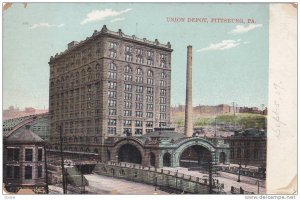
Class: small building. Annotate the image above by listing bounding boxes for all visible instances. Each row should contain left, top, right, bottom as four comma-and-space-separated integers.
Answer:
225, 128, 266, 168
3, 125, 47, 193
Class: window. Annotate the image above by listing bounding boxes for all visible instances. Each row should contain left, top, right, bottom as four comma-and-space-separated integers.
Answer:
38, 165, 43, 178
38, 149, 43, 161
108, 81, 117, 89
125, 54, 133, 62
147, 104, 153, 111
136, 48, 142, 55
25, 166, 32, 179
108, 127, 116, 135
147, 87, 153, 94
136, 76, 143, 83
160, 113, 166, 120
136, 68, 143, 75
136, 56, 143, 64
136, 103, 143, 110
7, 166, 13, 179
108, 91, 117, 98
160, 97, 166, 104
136, 85, 143, 93
109, 63, 117, 71
147, 78, 153, 85
108, 119, 117, 126
109, 109, 116, 115
108, 100, 117, 107
108, 72, 117, 79
147, 51, 154, 57
123, 128, 132, 134
7, 148, 19, 161
160, 80, 166, 86
110, 51, 117, 58
124, 84, 132, 91
146, 121, 153, 127
160, 89, 166, 96
124, 110, 132, 116
160, 61, 166, 68
147, 59, 154, 66
124, 74, 132, 81
159, 122, 167, 127
161, 72, 166, 79
25, 149, 33, 161
136, 111, 143, 117
160, 54, 166, 59
14, 166, 20, 178
146, 112, 153, 118
125, 46, 132, 52
110, 42, 117, 49
147, 70, 153, 77
124, 65, 132, 73
147, 95, 153, 102
136, 94, 143, 101
123, 120, 132, 126
135, 129, 143, 135
124, 93, 132, 100
160, 105, 166, 112
124, 101, 132, 109
135, 120, 143, 127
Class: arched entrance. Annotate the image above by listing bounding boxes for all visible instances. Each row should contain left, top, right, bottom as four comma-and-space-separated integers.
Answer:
150, 152, 155, 166
179, 145, 212, 169
219, 152, 226, 164
163, 152, 171, 167
118, 144, 142, 164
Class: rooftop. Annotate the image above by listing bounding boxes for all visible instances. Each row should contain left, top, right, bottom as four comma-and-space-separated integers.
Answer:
4, 125, 45, 144
50, 25, 172, 62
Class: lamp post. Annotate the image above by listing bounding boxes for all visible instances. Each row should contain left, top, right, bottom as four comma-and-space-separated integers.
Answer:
237, 162, 242, 182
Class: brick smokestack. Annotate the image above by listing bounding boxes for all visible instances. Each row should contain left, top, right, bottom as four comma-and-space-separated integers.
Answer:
184, 45, 193, 137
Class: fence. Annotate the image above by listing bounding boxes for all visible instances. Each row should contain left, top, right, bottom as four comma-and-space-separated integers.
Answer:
93, 162, 219, 194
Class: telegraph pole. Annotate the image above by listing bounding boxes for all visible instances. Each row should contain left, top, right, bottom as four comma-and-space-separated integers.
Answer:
237, 162, 242, 182
43, 144, 49, 194
208, 161, 213, 194
59, 125, 67, 194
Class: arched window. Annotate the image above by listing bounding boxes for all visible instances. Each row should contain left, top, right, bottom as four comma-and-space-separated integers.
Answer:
136, 68, 143, 75
147, 70, 153, 77
124, 65, 132, 73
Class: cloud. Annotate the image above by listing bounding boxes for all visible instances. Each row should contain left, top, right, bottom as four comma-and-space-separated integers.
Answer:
81, 8, 131, 25
110, 17, 125, 23
197, 39, 241, 52
229, 24, 263, 35
29, 23, 65, 29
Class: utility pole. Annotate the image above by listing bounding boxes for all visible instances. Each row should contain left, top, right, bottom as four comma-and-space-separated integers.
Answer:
232, 102, 235, 117
43, 144, 49, 194
257, 180, 260, 194
214, 118, 217, 137
208, 161, 213, 194
59, 125, 67, 194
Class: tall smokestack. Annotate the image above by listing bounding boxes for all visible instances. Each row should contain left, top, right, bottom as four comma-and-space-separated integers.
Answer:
184, 45, 193, 137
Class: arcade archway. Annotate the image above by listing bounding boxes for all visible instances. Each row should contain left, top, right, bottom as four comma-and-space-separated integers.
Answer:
163, 152, 171, 167
117, 144, 142, 164
179, 145, 212, 169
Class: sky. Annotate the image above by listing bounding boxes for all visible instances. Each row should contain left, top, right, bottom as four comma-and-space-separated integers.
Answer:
2, 3, 269, 110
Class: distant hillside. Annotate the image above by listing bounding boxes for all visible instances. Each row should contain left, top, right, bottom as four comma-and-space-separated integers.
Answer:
171, 113, 267, 129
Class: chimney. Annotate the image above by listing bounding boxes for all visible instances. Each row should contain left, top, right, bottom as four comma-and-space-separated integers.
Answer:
184, 45, 193, 137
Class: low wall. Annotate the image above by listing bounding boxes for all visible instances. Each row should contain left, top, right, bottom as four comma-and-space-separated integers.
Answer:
93, 162, 212, 194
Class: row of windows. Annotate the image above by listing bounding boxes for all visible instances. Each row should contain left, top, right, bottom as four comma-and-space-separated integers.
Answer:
109, 110, 157, 118
6, 165, 43, 180
108, 90, 167, 98
108, 127, 152, 135
7, 148, 43, 162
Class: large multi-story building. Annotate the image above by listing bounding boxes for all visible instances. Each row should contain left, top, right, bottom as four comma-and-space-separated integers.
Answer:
48, 25, 172, 156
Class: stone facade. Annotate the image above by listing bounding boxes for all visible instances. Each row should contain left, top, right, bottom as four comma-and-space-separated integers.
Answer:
3, 125, 47, 193
48, 25, 173, 158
